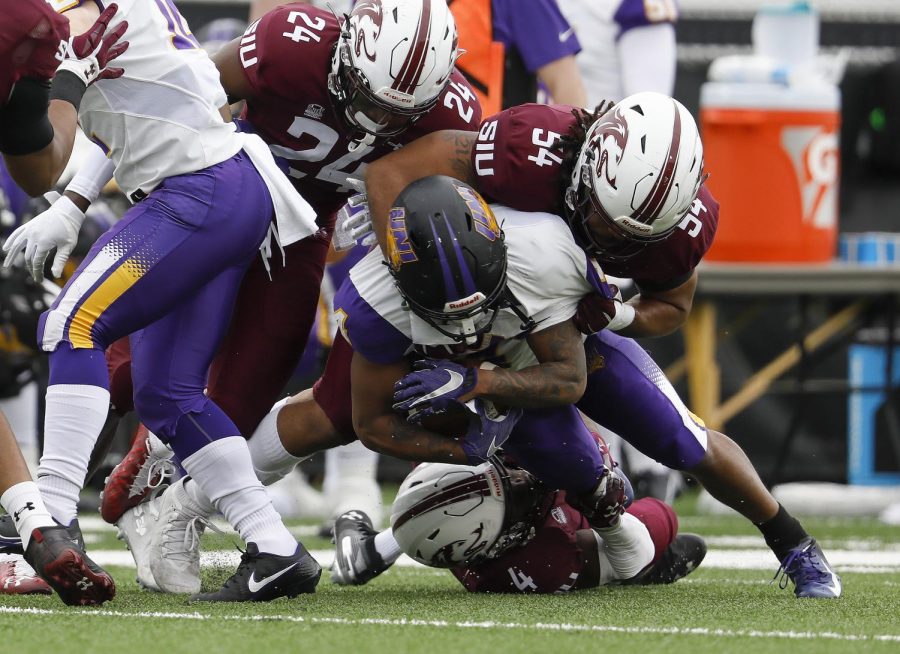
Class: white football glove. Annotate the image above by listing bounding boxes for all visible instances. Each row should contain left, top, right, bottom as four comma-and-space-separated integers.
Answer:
2, 193, 86, 283
334, 193, 376, 251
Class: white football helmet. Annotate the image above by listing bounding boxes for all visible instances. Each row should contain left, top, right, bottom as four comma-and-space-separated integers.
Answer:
564, 92, 706, 261
328, 0, 460, 140
390, 459, 546, 568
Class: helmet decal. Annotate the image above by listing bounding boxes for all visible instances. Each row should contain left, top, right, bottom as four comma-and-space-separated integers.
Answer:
455, 183, 501, 242
386, 207, 418, 270
352, 0, 384, 62
391, 0, 432, 95
591, 106, 630, 190
633, 99, 682, 223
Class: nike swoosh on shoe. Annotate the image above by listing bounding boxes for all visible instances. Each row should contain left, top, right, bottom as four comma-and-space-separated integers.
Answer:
247, 561, 300, 593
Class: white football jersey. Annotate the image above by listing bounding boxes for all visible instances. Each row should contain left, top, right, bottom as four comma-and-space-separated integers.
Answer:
347, 206, 595, 370
70, 0, 243, 198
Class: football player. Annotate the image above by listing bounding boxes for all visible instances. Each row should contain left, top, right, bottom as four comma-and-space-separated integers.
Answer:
0, 0, 126, 605
346, 455, 706, 593
125, 176, 656, 593
2, 0, 323, 603
98, 0, 482, 539
358, 92, 842, 598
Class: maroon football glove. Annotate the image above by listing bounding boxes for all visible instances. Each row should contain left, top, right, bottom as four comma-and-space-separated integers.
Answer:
60, 3, 129, 84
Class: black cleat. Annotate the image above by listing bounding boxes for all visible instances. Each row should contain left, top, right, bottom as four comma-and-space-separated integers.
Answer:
0, 514, 22, 554
330, 510, 388, 586
191, 543, 321, 602
24, 525, 116, 606
632, 533, 707, 585
0, 516, 85, 554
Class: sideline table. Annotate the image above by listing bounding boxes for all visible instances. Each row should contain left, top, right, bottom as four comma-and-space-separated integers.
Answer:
680, 261, 900, 482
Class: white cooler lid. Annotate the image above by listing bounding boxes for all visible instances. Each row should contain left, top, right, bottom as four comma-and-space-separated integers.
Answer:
701, 82, 840, 112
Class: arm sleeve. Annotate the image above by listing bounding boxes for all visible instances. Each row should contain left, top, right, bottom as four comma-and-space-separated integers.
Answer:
0, 78, 54, 156
505, 0, 581, 72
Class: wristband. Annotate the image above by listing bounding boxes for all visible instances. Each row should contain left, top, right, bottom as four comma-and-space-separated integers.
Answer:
65, 142, 116, 203
607, 302, 636, 332
49, 70, 87, 111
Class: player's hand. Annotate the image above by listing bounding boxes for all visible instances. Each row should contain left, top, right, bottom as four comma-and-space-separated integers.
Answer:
393, 359, 478, 420
586, 467, 630, 527
573, 283, 636, 334
333, 192, 375, 251
460, 399, 522, 465
2, 193, 86, 283
58, 3, 130, 86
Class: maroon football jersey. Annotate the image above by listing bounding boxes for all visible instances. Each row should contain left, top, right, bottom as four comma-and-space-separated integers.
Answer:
451, 496, 678, 593
238, 3, 482, 222
471, 103, 719, 290
0, 0, 70, 103
451, 492, 590, 594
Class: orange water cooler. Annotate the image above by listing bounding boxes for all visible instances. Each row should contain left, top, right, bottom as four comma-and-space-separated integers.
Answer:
700, 83, 841, 262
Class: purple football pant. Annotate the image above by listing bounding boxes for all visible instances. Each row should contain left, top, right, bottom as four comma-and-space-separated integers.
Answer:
38, 152, 273, 458
504, 403, 609, 495
576, 330, 709, 470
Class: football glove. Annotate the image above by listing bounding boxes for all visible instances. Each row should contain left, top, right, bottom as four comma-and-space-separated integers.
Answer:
573, 283, 636, 334
2, 192, 86, 283
333, 178, 375, 251
393, 359, 478, 420
57, 4, 129, 86
460, 399, 522, 465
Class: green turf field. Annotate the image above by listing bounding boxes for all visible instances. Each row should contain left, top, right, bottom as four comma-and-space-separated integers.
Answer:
2, 490, 898, 654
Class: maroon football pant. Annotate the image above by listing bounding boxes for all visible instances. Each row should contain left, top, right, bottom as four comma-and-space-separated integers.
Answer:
106, 232, 331, 437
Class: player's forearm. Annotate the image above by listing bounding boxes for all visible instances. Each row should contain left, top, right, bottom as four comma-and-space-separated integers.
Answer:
4, 101, 78, 197
355, 414, 468, 463
473, 362, 586, 408
365, 130, 478, 259
616, 296, 690, 338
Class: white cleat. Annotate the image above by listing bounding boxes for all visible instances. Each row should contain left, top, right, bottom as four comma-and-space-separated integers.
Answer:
148, 478, 217, 595
116, 500, 162, 592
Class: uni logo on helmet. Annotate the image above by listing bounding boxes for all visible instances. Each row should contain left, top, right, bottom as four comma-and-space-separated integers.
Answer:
387, 207, 418, 270
454, 184, 501, 242
352, 0, 384, 62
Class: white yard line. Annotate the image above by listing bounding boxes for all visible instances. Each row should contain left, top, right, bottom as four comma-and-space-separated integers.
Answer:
0, 606, 897, 642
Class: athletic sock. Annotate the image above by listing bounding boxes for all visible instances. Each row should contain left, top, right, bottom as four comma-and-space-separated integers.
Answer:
247, 405, 307, 485
181, 436, 297, 556
755, 504, 810, 561
593, 513, 656, 581
0, 481, 56, 549
36, 384, 110, 525
374, 528, 403, 565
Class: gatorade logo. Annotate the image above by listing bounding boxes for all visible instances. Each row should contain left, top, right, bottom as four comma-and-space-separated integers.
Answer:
781, 126, 838, 230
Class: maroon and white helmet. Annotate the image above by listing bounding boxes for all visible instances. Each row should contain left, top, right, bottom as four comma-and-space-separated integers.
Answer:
390, 459, 546, 568
564, 92, 706, 261
328, 0, 459, 141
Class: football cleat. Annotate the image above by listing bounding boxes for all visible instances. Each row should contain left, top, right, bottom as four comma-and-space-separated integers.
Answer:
0, 514, 23, 554
0, 516, 85, 554
191, 542, 321, 602
773, 537, 842, 598
0, 554, 53, 595
101, 424, 176, 524
138, 478, 216, 594
24, 525, 115, 606
631, 533, 707, 585
116, 500, 162, 592
330, 510, 388, 586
